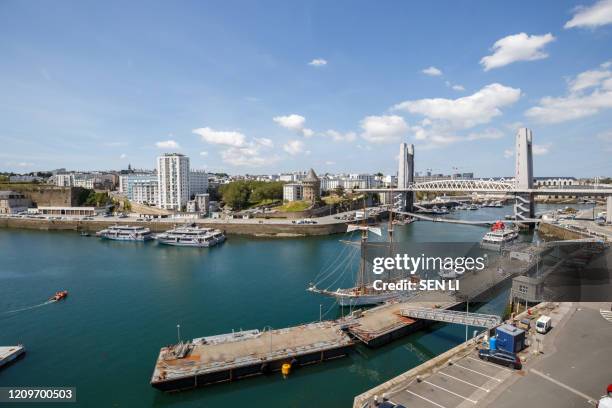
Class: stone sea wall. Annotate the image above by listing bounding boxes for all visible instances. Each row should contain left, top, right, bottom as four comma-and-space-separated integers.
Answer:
0, 217, 348, 237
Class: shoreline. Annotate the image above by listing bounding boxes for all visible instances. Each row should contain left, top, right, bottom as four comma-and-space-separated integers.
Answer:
0, 216, 349, 237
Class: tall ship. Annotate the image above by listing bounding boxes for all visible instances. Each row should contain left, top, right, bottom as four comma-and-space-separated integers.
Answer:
308, 206, 409, 307
480, 221, 519, 250
96, 225, 153, 241
155, 226, 225, 247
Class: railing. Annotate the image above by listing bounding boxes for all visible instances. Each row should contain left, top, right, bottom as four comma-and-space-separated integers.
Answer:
400, 307, 501, 328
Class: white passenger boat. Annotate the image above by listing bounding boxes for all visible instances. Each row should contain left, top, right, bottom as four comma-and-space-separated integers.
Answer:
480, 221, 519, 250
96, 225, 153, 241
155, 226, 225, 247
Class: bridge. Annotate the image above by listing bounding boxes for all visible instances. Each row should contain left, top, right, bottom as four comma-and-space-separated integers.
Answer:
400, 307, 501, 329
357, 128, 612, 224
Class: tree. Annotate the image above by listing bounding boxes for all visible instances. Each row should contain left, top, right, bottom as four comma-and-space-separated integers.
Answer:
334, 186, 345, 197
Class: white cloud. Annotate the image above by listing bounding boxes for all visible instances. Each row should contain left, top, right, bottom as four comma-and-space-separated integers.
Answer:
325, 160, 336, 165
273, 114, 313, 137
466, 128, 504, 141
393, 83, 521, 129
193, 127, 246, 147
325, 130, 357, 142
565, 0, 612, 29
308, 58, 328, 67
504, 149, 514, 158
302, 128, 314, 137
452, 84, 465, 91
221, 147, 270, 166
422, 66, 443, 76
155, 140, 180, 149
360, 115, 409, 143
254, 137, 274, 148
532, 143, 551, 155
525, 62, 612, 123
119, 153, 127, 159
200, 151, 208, 156
480, 33, 555, 71
283, 140, 305, 155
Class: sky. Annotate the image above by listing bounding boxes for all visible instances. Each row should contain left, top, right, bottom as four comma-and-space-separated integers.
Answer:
1, 0, 612, 177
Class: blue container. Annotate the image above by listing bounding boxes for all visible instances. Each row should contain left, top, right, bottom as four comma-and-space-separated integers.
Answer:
489, 336, 497, 350
495, 324, 525, 353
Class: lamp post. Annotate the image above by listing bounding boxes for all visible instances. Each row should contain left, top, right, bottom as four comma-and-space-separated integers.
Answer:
177, 324, 181, 344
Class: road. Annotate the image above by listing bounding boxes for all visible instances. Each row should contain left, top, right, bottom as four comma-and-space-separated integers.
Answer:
368, 302, 612, 408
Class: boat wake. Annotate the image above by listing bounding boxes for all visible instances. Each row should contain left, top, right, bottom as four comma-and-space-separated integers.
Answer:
3, 300, 56, 314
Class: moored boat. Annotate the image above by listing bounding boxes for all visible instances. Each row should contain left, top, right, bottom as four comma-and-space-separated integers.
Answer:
155, 226, 225, 247
96, 225, 153, 241
480, 221, 518, 250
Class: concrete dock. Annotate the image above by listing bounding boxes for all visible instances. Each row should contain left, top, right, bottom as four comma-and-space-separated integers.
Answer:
0, 345, 25, 369
150, 321, 354, 391
150, 243, 556, 392
353, 302, 612, 408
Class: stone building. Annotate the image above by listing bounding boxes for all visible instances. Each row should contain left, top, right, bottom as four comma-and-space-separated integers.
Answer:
302, 168, 321, 205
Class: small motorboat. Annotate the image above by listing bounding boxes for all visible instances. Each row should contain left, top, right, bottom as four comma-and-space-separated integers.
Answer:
80, 232, 90, 237
50, 290, 68, 302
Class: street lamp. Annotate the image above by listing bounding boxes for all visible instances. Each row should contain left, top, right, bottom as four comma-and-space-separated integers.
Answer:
177, 324, 181, 344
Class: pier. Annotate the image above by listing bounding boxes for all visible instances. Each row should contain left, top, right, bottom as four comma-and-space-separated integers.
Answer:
149, 243, 552, 391
150, 321, 354, 391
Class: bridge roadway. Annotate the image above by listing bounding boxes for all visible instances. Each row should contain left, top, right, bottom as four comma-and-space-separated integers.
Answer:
395, 211, 540, 226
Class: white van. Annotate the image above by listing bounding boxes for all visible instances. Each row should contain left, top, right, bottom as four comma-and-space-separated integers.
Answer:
536, 315, 552, 334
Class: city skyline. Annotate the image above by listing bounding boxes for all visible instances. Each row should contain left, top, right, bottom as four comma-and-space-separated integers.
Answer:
2, 1, 612, 176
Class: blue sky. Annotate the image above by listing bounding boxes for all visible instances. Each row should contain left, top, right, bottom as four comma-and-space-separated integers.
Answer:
1, 0, 612, 177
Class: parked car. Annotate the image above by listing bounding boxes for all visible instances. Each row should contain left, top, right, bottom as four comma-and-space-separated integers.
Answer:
595, 217, 606, 226
478, 349, 522, 369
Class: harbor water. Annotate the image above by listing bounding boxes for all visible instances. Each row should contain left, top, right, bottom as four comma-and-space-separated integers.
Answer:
0, 204, 588, 407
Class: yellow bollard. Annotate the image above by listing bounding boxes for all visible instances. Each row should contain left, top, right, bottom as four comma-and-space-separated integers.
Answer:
281, 363, 291, 378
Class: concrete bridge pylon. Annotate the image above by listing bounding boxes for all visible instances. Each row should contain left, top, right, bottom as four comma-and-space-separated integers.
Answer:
514, 128, 535, 223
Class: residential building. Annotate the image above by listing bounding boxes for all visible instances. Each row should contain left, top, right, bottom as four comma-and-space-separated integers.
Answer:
157, 153, 190, 210
56, 174, 75, 187
189, 170, 209, 197
283, 183, 303, 202
132, 179, 158, 205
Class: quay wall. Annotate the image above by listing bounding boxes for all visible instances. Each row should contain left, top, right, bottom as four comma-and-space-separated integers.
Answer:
0, 217, 348, 237
538, 222, 589, 240
0, 184, 86, 207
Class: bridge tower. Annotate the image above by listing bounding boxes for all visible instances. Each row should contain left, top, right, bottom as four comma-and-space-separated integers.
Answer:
514, 128, 535, 222
398, 143, 414, 211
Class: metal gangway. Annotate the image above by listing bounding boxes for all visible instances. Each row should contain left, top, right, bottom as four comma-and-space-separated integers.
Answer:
400, 307, 501, 328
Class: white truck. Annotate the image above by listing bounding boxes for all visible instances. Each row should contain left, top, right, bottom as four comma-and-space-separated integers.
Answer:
536, 315, 552, 334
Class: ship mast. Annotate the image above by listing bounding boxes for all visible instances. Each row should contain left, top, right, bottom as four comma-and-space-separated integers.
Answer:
387, 189, 394, 282
359, 197, 367, 294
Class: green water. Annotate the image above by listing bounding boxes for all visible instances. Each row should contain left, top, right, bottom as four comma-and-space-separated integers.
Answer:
0, 205, 580, 407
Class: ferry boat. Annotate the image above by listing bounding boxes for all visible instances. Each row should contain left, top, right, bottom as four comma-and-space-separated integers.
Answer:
96, 225, 153, 241
155, 226, 225, 247
480, 221, 519, 250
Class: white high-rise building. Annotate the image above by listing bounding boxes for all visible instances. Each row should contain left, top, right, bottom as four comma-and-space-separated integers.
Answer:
157, 153, 190, 210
